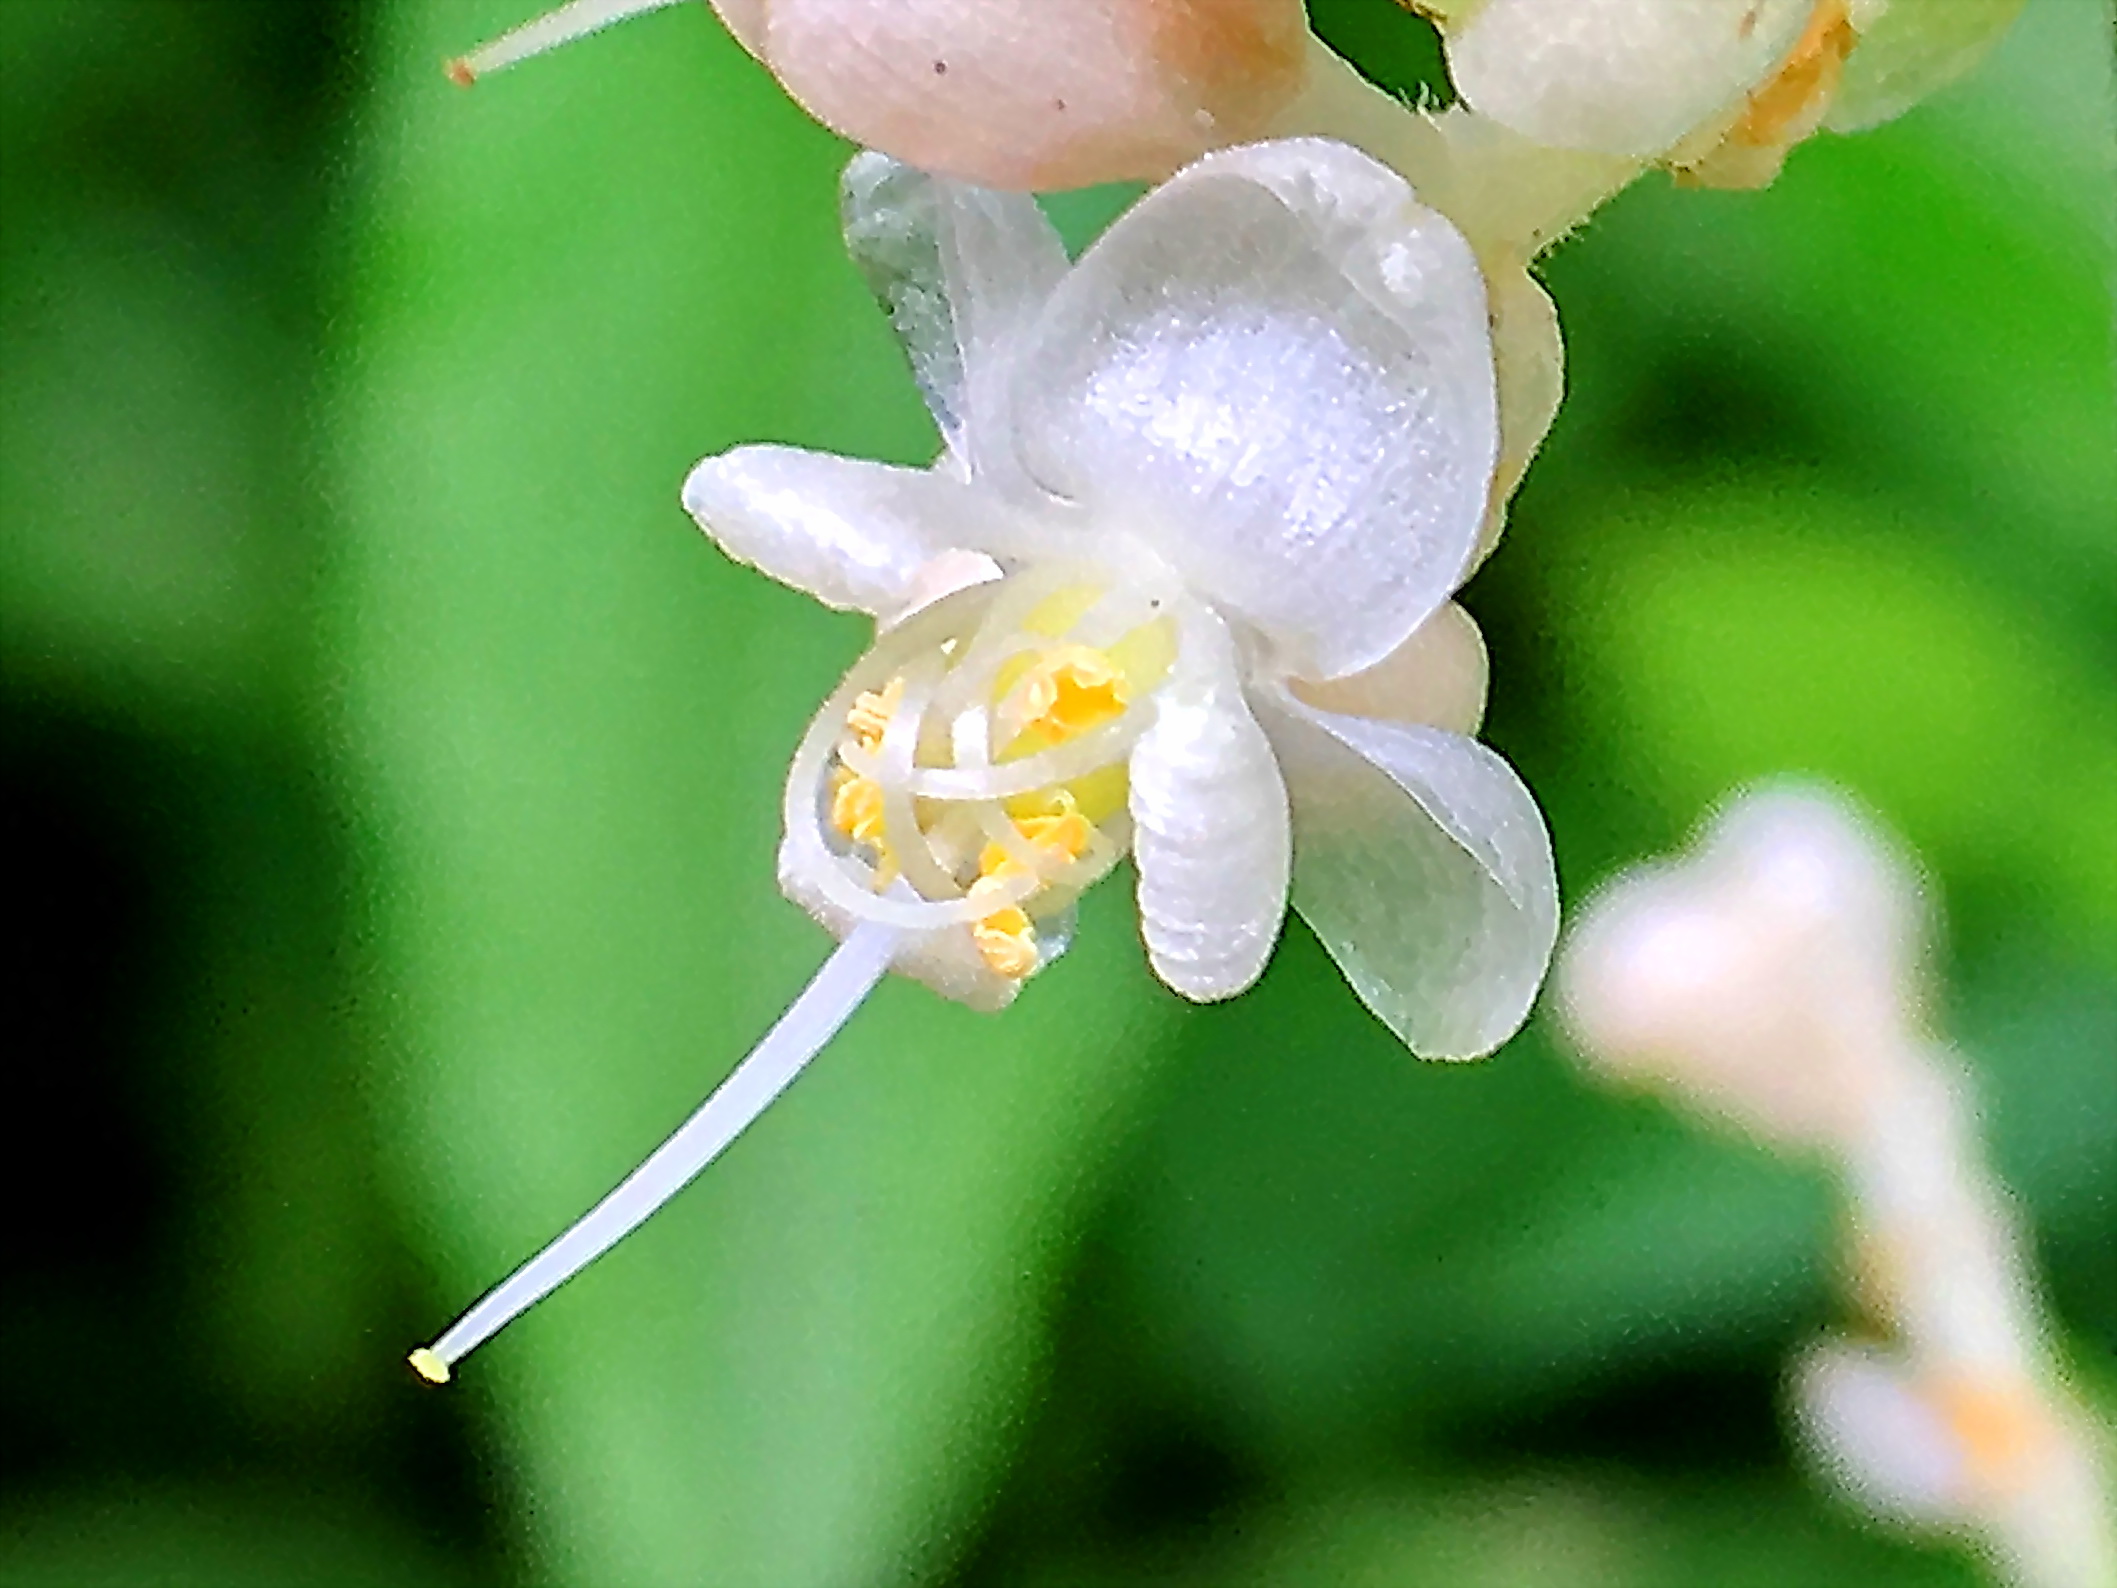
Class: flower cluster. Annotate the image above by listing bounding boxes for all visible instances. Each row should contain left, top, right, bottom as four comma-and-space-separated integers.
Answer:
1558, 788, 2113, 1588
411, 0, 2034, 1409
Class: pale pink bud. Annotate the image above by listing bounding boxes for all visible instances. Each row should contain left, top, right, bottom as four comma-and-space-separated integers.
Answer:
452, 0, 1310, 192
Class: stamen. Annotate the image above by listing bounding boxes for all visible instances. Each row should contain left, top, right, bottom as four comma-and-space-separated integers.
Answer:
408, 921, 898, 1381
968, 799, 1098, 978
446, 0, 686, 85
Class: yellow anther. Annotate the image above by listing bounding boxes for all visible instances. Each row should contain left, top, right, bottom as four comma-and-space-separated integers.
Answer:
829, 767, 887, 847
847, 676, 905, 755
1003, 645, 1129, 753
971, 892, 1041, 979
967, 796, 1099, 978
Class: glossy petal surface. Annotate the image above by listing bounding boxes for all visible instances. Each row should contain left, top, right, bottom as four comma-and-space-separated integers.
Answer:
1010, 139, 1497, 680
1261, 692, 1556, 1058
1130, 643, 1292, 1001
682, 445, 971, 615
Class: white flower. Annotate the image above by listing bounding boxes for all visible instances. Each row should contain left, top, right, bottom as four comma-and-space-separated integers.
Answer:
1796, 1344, 2116, 1588
409, 140, 1559, 1382
684, 139, 1559, 1061
1421, 0, 2024, 187
1556, 784, 1924, 1147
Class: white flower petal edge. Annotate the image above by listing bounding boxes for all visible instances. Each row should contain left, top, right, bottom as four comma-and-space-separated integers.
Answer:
681, 446, 974, 615
1445, 0, 1817, 159
1009, 139, 1498, 682
1258, 691, 1558, 1059
840, 151, 1066, 477
1827, 0, 2027, 133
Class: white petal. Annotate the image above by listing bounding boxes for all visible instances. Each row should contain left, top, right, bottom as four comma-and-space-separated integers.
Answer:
1010, 138, 1498, 681
1129, 632, 1291, 1002
1447, 0, 1816, 158
841, 151, 1066, 471
1795, 1344, 1974, 1526
1258, 691, 1557, 1058
682, 445, 975, 615
1289, 600, 1488, 734
1827, 0, 2026, 132
1480, 264, 1563, 559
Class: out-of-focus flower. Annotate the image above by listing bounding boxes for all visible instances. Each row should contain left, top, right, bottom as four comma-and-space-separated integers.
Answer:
449, 0, 1310, 189
1800, 1346, 2115, 1588
686, 140, 1558, 1057
1412, 0, 2026, 189
1557, 786, 1923, 1147
1557, 785, 2115, 1588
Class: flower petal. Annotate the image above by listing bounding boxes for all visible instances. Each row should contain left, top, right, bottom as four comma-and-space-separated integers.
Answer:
683, 444, 977, 615
841, 151, 1067, 469
1129, 622, 1291, 1001
1257, 691, 1557, 1058
1009, 138, 1498, 681
1447, 0, 1816, 158
1827, 0, 2026, 133
1289, 600, 1487, 734
1480, 264, 1563, 559
753, 1, 1308, 191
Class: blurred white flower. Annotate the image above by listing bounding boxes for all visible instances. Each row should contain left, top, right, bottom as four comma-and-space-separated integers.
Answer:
1556, 785, 1925, 1148
1799, 1345, 2115, 1588
1557, 785, 2115, 1588
1417, 0, 2025, 188
686, 139, 1559, 1059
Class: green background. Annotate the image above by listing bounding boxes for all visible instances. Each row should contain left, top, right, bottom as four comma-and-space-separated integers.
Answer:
2, 0, 2111, 1582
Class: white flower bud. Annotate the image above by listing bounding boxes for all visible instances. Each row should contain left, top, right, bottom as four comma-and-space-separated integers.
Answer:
1557, 786, 1926, 1147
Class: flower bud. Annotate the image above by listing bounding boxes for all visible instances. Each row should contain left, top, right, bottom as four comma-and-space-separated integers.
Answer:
727, 0, 1309, 189
453, 0, 1310, 192
1557, 786, 1926, 1147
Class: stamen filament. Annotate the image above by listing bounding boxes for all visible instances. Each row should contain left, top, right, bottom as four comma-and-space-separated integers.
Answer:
409, 921, 899, 1381
446, 0, 686, 85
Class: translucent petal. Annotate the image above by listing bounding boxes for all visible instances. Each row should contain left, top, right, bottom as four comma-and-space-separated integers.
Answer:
1480, 264, 1563, 559
1129, 631, 1291, 1001
1795, 1344, 1972, 1525
841, 151, 1067, 469
1447, 0, 1816, 157
1827, 0, 2027, 132
1258, 691, 1556, 1058
682, 445, 974, 615
1009, 138, 1497, 681
1290, 600, 1488, 734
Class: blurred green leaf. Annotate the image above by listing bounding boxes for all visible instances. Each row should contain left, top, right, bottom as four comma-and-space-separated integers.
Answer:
1011, 1476, 1982, 1588
333, 4, 1180, 1582
0, 1487, 469, 1588
1552, 482, 2117, 956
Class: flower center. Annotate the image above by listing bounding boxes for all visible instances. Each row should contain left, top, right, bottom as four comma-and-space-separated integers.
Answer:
792, 567, 1182, 980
